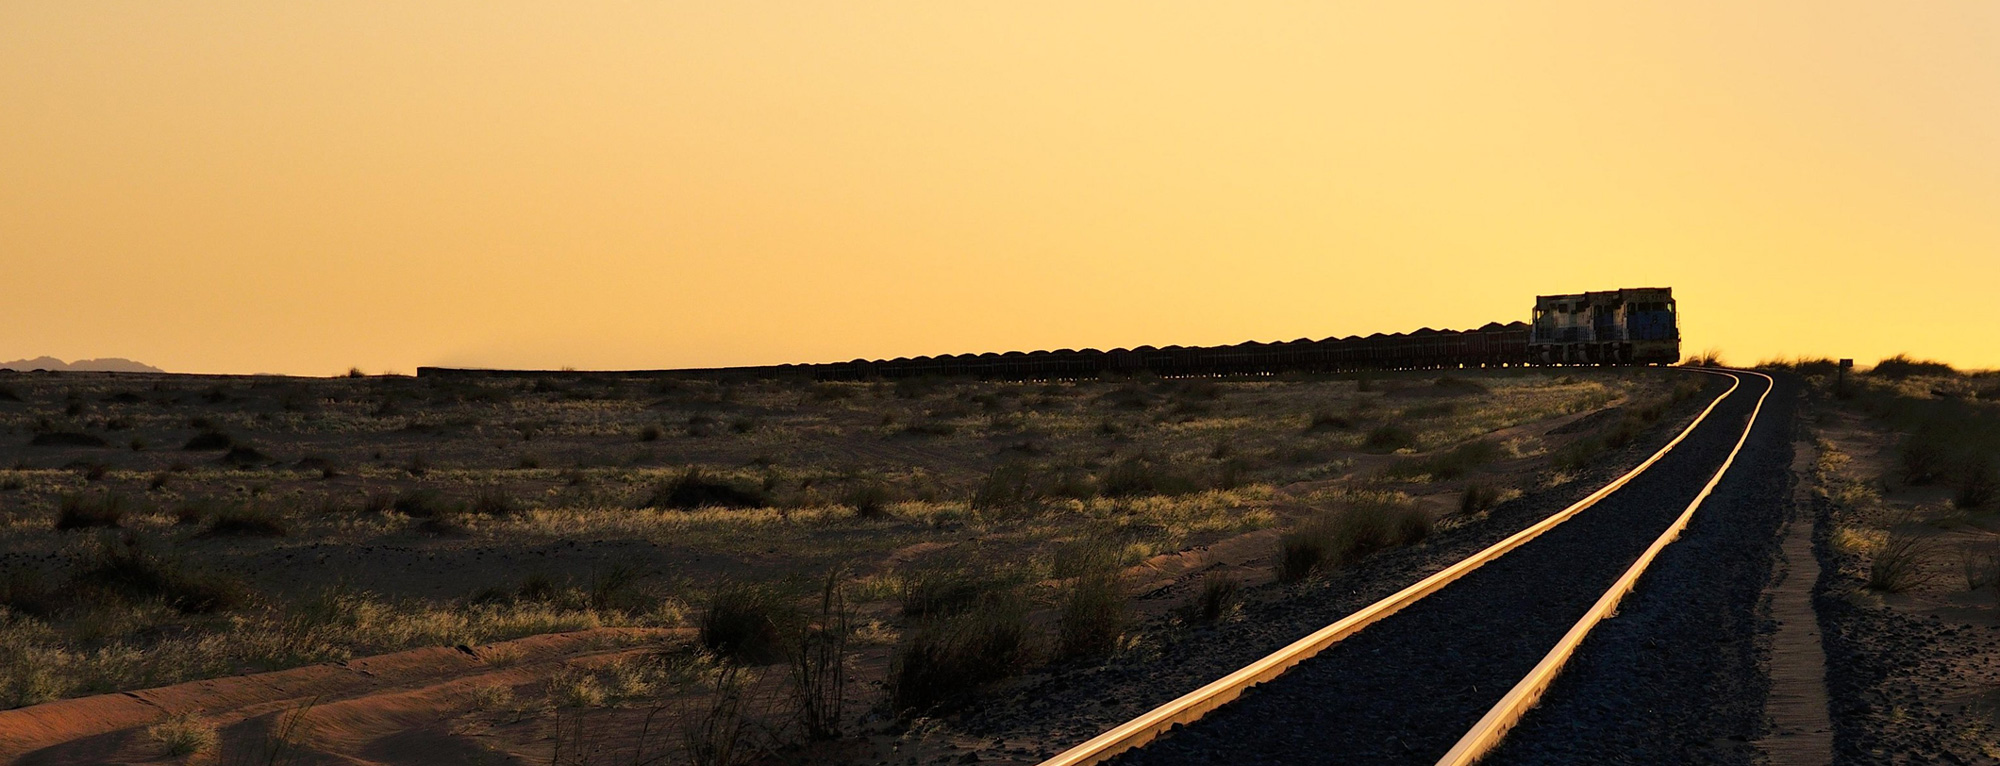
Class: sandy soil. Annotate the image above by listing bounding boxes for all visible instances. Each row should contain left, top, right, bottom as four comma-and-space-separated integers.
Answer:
0, 368, 1681, 765
1810, 398, 2000, 764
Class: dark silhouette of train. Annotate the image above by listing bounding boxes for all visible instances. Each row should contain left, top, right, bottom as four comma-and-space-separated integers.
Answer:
420, 287, 1677, 381
1529, 287, 1680, 365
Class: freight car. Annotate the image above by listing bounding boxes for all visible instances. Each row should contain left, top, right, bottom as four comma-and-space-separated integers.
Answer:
1528, 287, 1680, 365
418, 287, 1677, 381
803, 322, 1533, 381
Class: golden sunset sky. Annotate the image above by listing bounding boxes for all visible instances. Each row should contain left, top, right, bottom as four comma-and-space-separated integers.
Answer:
4, 2, 1995, 374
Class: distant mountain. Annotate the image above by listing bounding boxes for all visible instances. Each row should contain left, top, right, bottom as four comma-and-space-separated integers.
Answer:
0, 356, 165, 373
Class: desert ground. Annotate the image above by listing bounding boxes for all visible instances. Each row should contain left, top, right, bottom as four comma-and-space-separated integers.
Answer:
0, 367, 1719, 764
1786, 360, 2000, 763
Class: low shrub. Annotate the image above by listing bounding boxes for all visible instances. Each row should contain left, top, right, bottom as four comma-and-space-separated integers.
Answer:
204, 507, 289, 537
1959, 540, 2000, 591
684, 666, 758, 766
1056, 568, 1126, 661
1402, 402, 1457, 419
221, 445, 269, 466
1183, 572, 1241, 624
469, 487, 517, 516
888, 601, 1037, 716
416, 515, 472, 537
1363, 425, 1417, 452
147, 712, 217, 758
898, 420, 957, 437
1098, 385, 1155, 411
971, 461, 1094, 510
30, 432, 107, 448
1306, 411, 1352, 433
699, 583, 792, 664
1276, 496, 1428, 582
588, 563, 651, 613
790, 571, 851, 740
392, 488, 452, 518
54, 493, 127, 530
1459, 484, 1504, 514
1871, 354, 1955, 380
1958, 459, 1998, 510
1387, 440, 1502, 481
1868, 533, 1938, 593
642, 469, 767, 511
899, 567, 998, 618
68, 538, 250, 614
841, 482, 895, 519
182, 431, 233, 451
0, 567, 58, 617
1098, 453, 1205, 498
1900, 423, 1959, 486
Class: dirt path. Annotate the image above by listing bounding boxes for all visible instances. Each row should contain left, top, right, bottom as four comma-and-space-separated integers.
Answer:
1757, 439, 1835, 764
0, 628, 670, 765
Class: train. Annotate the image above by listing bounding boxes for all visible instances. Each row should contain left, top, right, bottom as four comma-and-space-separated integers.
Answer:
1528, 287, 1680, 365
418, 287, 1678, 381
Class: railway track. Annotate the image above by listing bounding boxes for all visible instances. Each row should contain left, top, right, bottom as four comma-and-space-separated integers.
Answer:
1039, 369, 1779, 766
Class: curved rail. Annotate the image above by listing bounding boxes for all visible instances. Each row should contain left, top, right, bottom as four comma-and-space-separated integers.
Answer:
1434, 369, 1774, 765
1037, 370, 1742, 766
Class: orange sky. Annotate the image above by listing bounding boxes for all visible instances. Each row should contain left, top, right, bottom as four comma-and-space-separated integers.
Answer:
4, 2, 1995, 375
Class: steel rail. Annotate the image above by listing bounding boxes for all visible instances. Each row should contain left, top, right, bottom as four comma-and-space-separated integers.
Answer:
1435, 369, 1774, 766
1036, 370, 1742, 766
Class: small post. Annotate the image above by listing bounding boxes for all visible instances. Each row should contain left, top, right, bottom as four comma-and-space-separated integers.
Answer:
1838, 358, 1853, 397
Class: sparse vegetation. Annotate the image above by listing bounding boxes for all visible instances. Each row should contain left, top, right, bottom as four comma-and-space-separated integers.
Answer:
789, 570, 850, 740
643, 469, 767, 511
54, 493, 128, 530
1055, 558, 1126, 661
31, 431, 108, 448
1277, 494, 1429, 582
147, 712, 218, 757
888, 599, 1036, 716
1869, 532, 1938, 593
204, 506, 289, 537
1363, 424, 1417, 452
1870, 354, 1956, 380
699, 583, 790, 664
1386, 440, 1502, 481
1459, 484, 1505, 514
0, 365, 1664, 753
1184, 572, 1242, 623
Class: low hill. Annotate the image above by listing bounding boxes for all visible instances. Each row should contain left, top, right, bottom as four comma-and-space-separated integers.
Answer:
0, 356, 164, 373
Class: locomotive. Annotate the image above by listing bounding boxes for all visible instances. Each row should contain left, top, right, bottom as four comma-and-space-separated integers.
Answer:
1528, 287, 1680, 365
420, 287, 1678, 381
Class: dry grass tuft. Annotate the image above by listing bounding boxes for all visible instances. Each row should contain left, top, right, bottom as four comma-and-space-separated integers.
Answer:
54, 493, 127, 531
698, 583, 790, 665
887, 600, 1037, 717
1182, 572, 1241, 624
1277, 494, 1429, 582
1869, 532, 1939, 593
147, 712, 217, 757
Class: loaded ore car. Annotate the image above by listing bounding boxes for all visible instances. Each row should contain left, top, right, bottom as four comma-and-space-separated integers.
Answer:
1529, 287, 1679, 365
420, 288, 1677, 382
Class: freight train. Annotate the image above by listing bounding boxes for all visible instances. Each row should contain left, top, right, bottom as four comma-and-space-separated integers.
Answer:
1529, 287, 1680, 365
419, 287, 1677, 381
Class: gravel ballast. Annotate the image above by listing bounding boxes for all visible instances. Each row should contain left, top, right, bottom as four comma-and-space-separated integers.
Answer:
1104, 371, 1784, 765
1484, 373, 1798, 765
918, 374, 1739, 765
